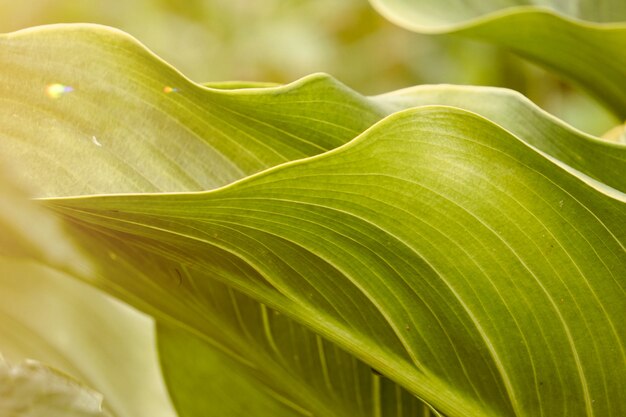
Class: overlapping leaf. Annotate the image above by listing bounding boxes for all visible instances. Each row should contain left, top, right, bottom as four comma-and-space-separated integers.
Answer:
1, 24, 438, 417
369, 0, 626, 118
0, 24, 387, 197
48, 106, 626, 416
0, 255, 177, 417
2, 24, 626, 417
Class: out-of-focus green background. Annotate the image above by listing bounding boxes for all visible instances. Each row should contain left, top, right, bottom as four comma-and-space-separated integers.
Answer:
0, 0, 618, 134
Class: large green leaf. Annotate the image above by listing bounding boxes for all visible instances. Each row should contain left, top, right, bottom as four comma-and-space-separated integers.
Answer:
0, 24, 441, 417
0, 24, 386, 197
43, 105, 626, 416
369, 0, 626, 117
2, 24, 624, 198
3, 24, 626, 417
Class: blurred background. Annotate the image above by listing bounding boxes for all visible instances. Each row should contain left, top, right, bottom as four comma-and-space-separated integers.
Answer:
0, 0, 618, 135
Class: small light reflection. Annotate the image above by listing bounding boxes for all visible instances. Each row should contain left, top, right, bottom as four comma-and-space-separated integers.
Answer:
163, 86, 179, 94
45, 83, 74, 99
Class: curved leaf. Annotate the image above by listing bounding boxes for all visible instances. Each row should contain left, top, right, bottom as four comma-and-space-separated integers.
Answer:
3, 24, 626, 417
46, 106, 626, 416
2, 24, 624, 200
158, 319, 431, 417
369, 0, 626, 117
375, 84, 626, 193
0, 24, 386, 197
369, 0, 626, 27
1, 25, 442, 416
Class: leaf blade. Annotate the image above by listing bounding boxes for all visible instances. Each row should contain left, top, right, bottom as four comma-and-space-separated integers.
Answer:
3, 24, 626, 417
46, 106, 626, 416
369, 1, 626, 117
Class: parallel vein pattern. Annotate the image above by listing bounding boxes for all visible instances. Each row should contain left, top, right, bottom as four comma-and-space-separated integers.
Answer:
48, 108, 626, 416
2, 24, 626, 417
0, 25, 386, 196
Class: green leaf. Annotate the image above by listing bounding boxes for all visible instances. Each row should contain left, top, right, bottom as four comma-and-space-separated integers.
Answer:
369, 0, 626, 117
3, 24, 624, 200
374, 84, 626, 194
157, 323, 308, 417
0, 24, 386, 197
0, 24, 442, 416
155, 279, 432, 417
3, 24, 626, 417
45, 105, 626, 416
